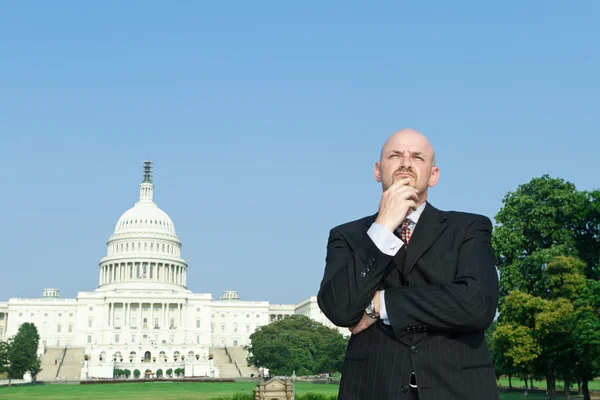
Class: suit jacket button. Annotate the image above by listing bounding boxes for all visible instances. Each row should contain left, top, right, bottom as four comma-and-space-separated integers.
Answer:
360, 271, 366, 278
400, 385, 409, 393
411, 345, 418, 354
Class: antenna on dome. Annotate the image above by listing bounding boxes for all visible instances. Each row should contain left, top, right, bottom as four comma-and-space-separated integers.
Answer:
143, 161, 153, 183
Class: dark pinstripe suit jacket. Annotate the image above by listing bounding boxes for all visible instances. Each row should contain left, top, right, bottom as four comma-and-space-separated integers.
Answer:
317, 203, 499, 400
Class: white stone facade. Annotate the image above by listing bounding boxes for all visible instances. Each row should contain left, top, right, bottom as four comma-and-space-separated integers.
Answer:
0, 162, 345, 380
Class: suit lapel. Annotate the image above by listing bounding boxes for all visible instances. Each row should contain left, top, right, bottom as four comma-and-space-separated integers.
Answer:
404, 202, 448, 277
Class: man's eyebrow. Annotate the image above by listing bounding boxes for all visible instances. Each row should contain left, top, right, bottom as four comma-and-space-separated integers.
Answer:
386, 149, 426, 157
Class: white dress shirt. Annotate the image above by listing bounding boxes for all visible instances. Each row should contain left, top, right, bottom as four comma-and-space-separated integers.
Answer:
366, 202, 427, 325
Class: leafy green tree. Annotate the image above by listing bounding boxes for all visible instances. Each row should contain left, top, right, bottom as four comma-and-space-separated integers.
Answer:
156, 368, 163, 378
166, 368, 173, 377
4, 323, 41, 385
133, 368, 141, 378
492, 176, 600, 399
246, 314, 347, 376
124, 369, 131, 379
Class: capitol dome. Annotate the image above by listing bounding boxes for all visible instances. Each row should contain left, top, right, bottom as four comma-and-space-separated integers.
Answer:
97, 161, 188, 292
114, 201, 177, 237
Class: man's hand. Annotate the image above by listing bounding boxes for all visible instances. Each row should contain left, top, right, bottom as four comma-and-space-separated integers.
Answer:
375, 178, 419, 232
349, 291, 381, 335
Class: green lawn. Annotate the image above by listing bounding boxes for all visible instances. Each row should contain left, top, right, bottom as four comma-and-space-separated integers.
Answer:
498, 377, 600, 391
0, 381, 595, 400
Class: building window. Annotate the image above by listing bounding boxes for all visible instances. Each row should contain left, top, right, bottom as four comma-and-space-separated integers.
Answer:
57, 324, 62, 333
68, 324, 73, 333
170, 318, 175, 328
246, 314, 250, 318
19, 313, 23, 317
88, 319, 93, 328
196, 335, 200, 344
196, 319, 201, 328
87, 335, 92, 344
30, 313, 34, 317
246, 325, 250, 333
233, 340, 238, 346
221, 314, 225, 318
221, 323, 226, 332
115, 334, 119, 343
58, 313, 62, 317
132, 334, 136, 343
56, 340, 60, 347
233, 322, 238, 333
256, 314, 260, 318
69, 313, 73, 317
89, 307, 93, 311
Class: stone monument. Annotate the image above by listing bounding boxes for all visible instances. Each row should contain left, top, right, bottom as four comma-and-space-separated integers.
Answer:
253, 378, 293, 400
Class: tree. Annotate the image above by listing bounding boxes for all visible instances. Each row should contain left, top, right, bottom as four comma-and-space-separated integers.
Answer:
3, 323, 41, 385
246, 315, 348, 376
124, 369, 131, 379
156, 368, 163, 378
133, 369, 141, 378
492, 176, 600, 399
166, 368, 173, 377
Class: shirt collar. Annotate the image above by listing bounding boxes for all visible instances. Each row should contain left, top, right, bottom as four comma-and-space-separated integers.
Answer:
407, 202, 427, 226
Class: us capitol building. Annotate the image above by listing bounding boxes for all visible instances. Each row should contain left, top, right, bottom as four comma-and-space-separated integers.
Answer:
0, 162, 339, 380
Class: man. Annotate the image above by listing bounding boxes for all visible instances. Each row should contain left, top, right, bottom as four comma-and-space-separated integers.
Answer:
317, 129, 499, 400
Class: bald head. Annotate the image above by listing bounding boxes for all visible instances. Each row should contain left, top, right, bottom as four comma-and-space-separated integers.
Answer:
380, 129, 436, 166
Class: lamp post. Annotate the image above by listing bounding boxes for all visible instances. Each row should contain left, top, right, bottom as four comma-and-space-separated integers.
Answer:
292, 370, 296, 400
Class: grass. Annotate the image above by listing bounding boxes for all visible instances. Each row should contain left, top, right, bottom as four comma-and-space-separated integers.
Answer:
0, 381, 596, 400
498, 377, 600, 391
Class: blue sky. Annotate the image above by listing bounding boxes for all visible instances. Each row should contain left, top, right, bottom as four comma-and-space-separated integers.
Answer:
0, 2, 598, 304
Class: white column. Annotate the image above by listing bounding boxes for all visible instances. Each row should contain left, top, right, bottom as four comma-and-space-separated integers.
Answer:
124, 303, 128, 327
164, 303, 168, 328
139, 303, 143, 328
108, 303, 111, 327
151, 304, 154, 329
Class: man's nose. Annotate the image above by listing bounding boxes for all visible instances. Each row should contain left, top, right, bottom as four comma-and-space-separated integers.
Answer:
400, 155, 412, 168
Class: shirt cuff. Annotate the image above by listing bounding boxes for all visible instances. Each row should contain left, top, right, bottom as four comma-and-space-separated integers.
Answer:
367, 223, 404, 256
380, 290, 390, 325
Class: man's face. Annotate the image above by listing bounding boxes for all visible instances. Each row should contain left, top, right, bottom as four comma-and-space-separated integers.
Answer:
374, 131, 439, 200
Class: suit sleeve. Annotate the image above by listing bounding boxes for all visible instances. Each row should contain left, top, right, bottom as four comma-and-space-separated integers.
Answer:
384, 216, 499, 337
317, 227, 394, 327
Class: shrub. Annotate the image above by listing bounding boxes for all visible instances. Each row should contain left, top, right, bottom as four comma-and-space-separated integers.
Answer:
156, 368, 163, 378
166, 368, 173, 377
124, 369, 131, 378
133, 369, 141, 378
297, 394, 329, 400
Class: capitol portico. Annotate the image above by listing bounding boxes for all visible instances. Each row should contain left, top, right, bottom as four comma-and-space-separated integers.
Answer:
0, 162, 341, 380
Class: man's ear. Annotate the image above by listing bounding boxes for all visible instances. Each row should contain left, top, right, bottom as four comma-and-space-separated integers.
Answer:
428, 166, 440, 187
374, 162, 382, 182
